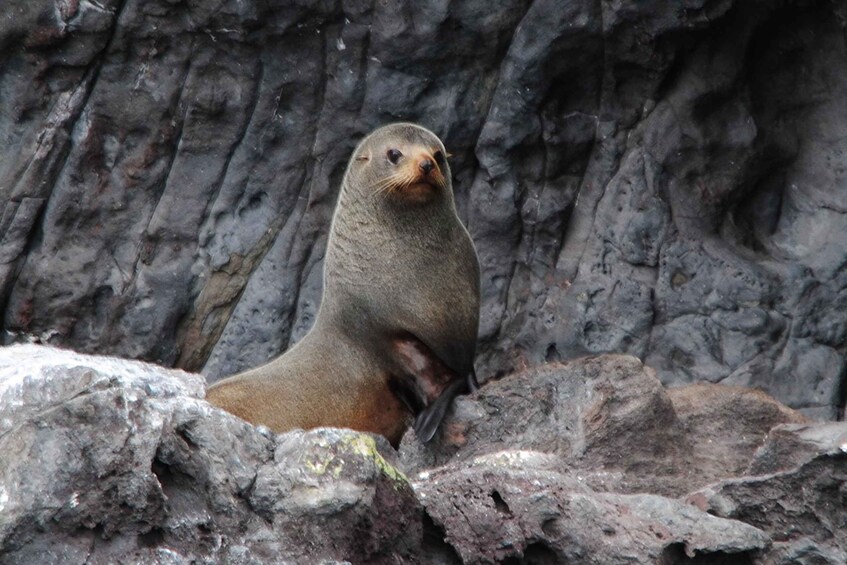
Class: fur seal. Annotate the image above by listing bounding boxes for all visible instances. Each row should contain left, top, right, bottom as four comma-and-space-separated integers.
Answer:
206, 123, 480, 447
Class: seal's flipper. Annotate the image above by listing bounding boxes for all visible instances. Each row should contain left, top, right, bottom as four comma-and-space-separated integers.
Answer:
392, 333, 477, 442
413, 379, 466, 442
388, 374, 425, 415
392, 335, 454, 402
467, 368, 479, 392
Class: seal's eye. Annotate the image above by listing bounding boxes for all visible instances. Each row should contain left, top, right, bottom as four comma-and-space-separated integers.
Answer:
387, 149, 403, 164
433, 150, 446, 167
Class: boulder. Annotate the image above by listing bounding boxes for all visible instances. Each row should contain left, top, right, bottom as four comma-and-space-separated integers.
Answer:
3, 344, 844, 564
668, 384, 809, 487
689, 422, 847, 565
0, 344, 421, 564
413, 451, 770, 564
401, 355, 808, 497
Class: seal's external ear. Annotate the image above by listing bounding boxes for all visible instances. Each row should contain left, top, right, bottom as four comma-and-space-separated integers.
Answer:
356, 152, 370, 162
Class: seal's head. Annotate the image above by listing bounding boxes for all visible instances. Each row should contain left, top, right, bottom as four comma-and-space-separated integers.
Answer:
345, 123, 451, 205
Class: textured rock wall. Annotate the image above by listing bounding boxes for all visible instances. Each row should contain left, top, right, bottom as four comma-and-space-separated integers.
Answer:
1, 0, 846, 418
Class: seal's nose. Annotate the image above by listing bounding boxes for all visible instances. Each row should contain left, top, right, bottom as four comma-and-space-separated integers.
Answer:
419, 158, 435, 175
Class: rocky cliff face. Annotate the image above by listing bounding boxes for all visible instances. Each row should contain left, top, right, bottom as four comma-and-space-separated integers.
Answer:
1, 1, 846, 418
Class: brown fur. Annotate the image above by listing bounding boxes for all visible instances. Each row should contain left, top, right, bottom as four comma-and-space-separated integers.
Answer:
206, 123, 480, 447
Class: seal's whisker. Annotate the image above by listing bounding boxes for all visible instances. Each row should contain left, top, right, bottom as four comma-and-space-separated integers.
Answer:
371, 180, 390, 193
387, 176, 407, 194
370, 163, 430, 195
371, 174, 402, 195
393, 170, 418, 194
375, 179, 402, 195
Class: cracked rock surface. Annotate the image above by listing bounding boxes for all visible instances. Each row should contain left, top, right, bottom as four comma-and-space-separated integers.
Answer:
0, 345, 422, 564
3, 345, 847, 564
1, 0, 846, 420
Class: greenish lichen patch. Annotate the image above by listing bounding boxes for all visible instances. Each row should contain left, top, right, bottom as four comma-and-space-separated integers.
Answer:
298, 430, 411, 489
343, 433, 411, 487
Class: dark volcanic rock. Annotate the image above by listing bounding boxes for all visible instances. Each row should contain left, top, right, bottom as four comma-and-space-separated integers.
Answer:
689, 422, 847, 565
1, 0, 845, 421
6, 345, 847, 564
400, 354, 808, 497
414, 451, 770, 564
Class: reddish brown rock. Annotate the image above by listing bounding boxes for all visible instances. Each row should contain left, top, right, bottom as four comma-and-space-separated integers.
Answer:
402, 355, 808, 497
668, 383, 809, 486
413, 451, 769, 564
688, 422, 847, 564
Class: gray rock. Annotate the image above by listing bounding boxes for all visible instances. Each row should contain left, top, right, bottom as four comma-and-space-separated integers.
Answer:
0, 344, 422, 564
400, 354, 685, 473
413, 450, 770, 564
400, 354, 807, 497
0, 0, 845, 422
689, 422, 847, 564
6, 344, 847, 564
758, 538, 847, 565
747, 421, 847, 476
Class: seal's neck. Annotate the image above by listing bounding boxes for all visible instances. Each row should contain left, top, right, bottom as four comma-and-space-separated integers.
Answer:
314, 178, 461, 336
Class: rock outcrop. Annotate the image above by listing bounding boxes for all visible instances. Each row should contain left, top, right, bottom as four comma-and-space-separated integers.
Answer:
0, 345, 422, 563
398, 355, 809, 498
1, 0, 846, 420
690, 423, 847, 565
414, 451, 769, 565
2, 345, 845, 563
